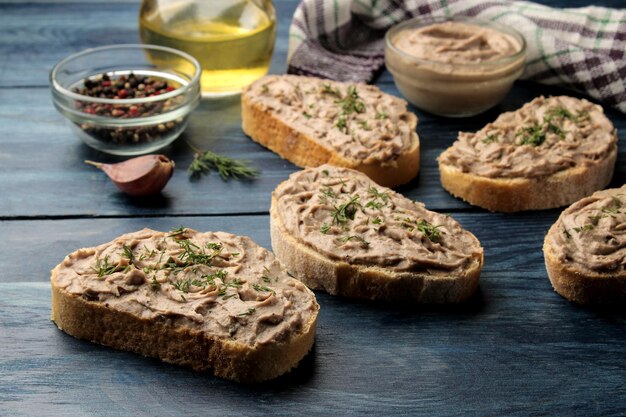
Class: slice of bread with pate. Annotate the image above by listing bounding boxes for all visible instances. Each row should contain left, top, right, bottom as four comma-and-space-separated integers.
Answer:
270, 165, 484, 303
544, 185, 626, 305
242, 74, 420, 188
438, 96, 618, 212
50, 227, 319, 383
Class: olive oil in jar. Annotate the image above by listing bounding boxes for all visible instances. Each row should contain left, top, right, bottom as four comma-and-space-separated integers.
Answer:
139, 0, 276, 96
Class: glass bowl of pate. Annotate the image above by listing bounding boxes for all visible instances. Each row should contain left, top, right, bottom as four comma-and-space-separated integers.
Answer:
385, 16, 526, 117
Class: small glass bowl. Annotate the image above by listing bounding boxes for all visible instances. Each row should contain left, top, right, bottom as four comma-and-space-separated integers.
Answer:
50, 44, 201, 155
385, 16, 526, 117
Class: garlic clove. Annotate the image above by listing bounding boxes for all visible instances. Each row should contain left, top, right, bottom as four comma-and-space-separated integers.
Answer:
85, 154, 175, 196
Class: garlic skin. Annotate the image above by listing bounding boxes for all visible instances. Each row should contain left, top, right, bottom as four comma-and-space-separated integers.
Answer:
85, 154, 175, 196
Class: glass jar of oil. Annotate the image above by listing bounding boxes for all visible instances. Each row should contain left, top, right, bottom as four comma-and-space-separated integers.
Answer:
139, 0, 276, 97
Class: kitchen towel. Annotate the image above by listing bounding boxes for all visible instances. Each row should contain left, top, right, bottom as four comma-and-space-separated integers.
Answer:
287, 0, 626, 113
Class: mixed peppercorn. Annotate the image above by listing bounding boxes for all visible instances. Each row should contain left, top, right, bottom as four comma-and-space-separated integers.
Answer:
72, 72, 182, 146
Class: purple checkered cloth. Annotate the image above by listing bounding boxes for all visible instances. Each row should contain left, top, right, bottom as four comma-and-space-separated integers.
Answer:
287, 0, 626, 113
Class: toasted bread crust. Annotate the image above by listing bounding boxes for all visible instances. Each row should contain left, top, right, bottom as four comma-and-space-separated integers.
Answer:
51, 272, 317, 383
270, 200, 482, 303
543, 223, 626, 305
241, 90, 420, 188
439, 144, 617, 212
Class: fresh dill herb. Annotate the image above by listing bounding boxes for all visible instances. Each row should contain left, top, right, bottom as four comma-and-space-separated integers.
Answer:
375, 111, 389, 120
139, 248, 156, 261
372, 217, 382, 225
92, 255, 123, 278
588, 214, 607, 223
168, 226, 186, 238
319, 186, 337, 204
150, 275, 161, 289
401, 218, 442, 241
222, 294, 236, 300
262, 266, 274, 283
238, 308, 256, 316
562, 228, 571, 239
321, 83, 342, 98
303, 111, 312, 119
188, 150, 260, 181
357, 120, 370, 130
252, 283, 275, 294
320, 223, 331, 234
573, 223, 595, 233
261, 84, 269, 94
332, 195, 361, 225
338, 86, 366, 115
545, 106, 576, 121
336, 114, 348, 133
365, 200, 383, 210
368, 186, 389, 203
517, 122, 546, 146
206, 242, 223, 251
338, 235, 370, 247
122, 245, 134, 261
203, 269, 227, 285
482, 134, 499, 144
322, 169, 329, 176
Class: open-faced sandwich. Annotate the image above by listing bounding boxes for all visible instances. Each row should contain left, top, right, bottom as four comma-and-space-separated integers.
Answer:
51, 228, 319, 383
544, 185, 626, 305
270, 165, 484, 303
439, 96, 618, 212
242, 74, 420, 188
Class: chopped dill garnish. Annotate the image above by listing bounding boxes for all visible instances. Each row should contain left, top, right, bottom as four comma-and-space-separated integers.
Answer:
168, 226, 187, 238
562, 228, 571, 239
122, 245, 134, 261
372, 217, 382, 225
252, 283, 275, 294
261, 266, 274, 283
573, 223, 595, 233
238, 308, 256, 316
150, 275, 161, 289
261, 84, 269, 94
320, 223, 331, 234
332, 195, 361, 225
321, 83, 342, 98
303, 111, 312, 119
401, 218, 443, 241
338, 86, 366, 115
482, 134, 499, 144
517, 122, 546, 146
188, 150, 260, 181
92, 255, 123, 278
319, 186, 337, 204
338, 235, 370, 247
336, 114, 348, 133
375, 111, 389, 120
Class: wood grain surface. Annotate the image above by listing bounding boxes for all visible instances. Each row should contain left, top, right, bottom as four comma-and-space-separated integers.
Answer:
1, 0, 625, 415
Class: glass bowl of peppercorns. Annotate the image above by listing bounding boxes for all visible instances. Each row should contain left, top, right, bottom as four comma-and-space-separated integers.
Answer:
50, 44, 201, 155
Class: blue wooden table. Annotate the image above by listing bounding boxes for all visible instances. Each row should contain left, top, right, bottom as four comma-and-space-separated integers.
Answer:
1, 1, 625, 416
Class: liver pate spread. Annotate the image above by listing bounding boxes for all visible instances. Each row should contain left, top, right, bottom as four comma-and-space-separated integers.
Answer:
392, 21, 521, 66
439, 96, 617, 178
51, 228, 318, 346
549, 186, 626, 273
246, 75, 417, 164
273, 165, 482, 272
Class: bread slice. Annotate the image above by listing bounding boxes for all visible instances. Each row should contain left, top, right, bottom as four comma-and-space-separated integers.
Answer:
543, 185, 626, 305
242, 74, 420, 188
270, 165, 484, 302
50, 228, 319, 383
439, 96, 618, 212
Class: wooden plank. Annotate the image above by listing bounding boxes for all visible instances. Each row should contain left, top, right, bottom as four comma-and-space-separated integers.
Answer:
1, 80, 625, 218
1, 279, 624, 417
0, 211, 587, 283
